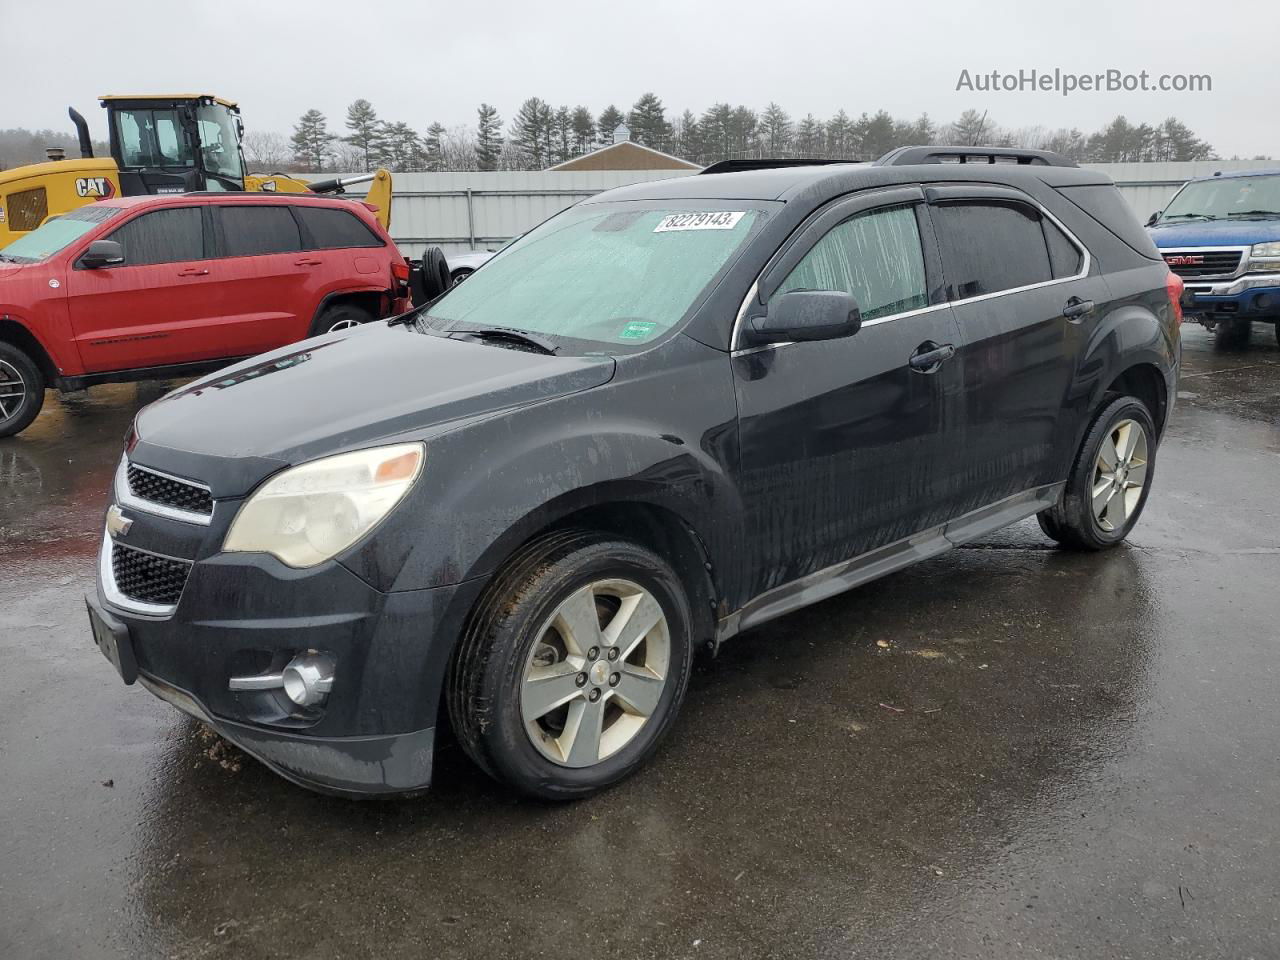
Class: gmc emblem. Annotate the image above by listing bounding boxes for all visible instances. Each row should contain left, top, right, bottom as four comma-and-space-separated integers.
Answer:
1165, 254, 1205, 266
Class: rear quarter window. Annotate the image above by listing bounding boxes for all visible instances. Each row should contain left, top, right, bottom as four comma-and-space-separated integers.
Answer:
295, 206, 383, 250
218, 206, 302, 256
1056, 184, 1161, 260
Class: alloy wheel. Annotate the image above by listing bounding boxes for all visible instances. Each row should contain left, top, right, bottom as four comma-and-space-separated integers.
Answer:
1092, 418, 1148, 533
520, 578, 670, 767
0, 359, 26, 421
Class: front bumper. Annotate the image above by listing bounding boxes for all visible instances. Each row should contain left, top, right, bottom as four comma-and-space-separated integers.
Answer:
91, 502, 486, 796
1181, 274, 1280, 319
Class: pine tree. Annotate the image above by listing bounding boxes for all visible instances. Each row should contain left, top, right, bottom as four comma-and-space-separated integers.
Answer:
855, 110, 897, 158
826, 110, 854, 157
671, 109, 700, 162
760, 103, 792, 154
423, 122, 447, 171
343, 99, 383, 171
628, 93, 671, 150
795, 114, 823, 156
380, 121, 423, 172
699, 103, 734, 159
290, 108, 334, 172
512, 97, 552, 167
950, 109, 991, 146
596, 105, 625, 147
552, 106, 573, 164
570, 106, 595, 156
476, 104, 503, 172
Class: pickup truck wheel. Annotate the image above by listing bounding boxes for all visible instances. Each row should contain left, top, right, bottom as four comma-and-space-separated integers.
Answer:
0, 343, 46, 439
1213, 318, 1251, 349
448, 530, 693, 799
310, 303, 372, 336
1038, 396, 1157, 551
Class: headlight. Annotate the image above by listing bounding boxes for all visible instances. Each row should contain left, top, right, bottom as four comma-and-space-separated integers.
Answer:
224, 443, 423, 567
1251, 241, 1280, 259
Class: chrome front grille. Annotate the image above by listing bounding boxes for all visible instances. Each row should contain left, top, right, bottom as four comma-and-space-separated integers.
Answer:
1163, 249, 1244, 279
110, 541, 192, 608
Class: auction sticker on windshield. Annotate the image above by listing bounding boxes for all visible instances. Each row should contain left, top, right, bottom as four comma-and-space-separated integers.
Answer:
654, 212, 746, 232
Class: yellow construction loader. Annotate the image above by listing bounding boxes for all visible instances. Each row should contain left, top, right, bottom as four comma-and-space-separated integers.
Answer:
0, 94, 392, 248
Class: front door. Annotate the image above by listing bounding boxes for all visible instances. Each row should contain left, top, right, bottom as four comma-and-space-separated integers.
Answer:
732, 188, 966, 599
65, 205, 221, 372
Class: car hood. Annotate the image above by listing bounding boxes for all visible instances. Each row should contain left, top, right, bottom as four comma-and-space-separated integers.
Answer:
132, 324, 615, 495
1149, 218, 1280, 248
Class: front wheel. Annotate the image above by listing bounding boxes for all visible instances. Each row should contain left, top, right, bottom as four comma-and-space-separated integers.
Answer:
448, 531, 693, 799
1213, 317, 1252, 349
1037, 396, 1157, 551
0, 342, 46, 439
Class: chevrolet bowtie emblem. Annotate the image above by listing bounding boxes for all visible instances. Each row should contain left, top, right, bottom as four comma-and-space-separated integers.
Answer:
106, 504, 133, 539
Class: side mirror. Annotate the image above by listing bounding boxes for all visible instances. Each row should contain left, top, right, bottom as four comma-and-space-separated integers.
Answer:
749, 290, 862, 344
1146, 211, 1160, 227
80, 239, 124, 269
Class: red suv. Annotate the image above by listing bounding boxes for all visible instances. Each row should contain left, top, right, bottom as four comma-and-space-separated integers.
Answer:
0, 192, 410, 437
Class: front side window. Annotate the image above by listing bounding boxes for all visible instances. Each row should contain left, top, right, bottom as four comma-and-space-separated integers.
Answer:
0, 205, 122, 263
115, 108, 188, 169
933, 201, 1053, 299
422, 203, 766, 351
218, 206, 301, 256
777, 205, 929, 321
106, 207, 204, 266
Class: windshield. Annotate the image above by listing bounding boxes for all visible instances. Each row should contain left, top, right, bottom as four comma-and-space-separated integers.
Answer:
196, 104, 245, 181
115, 108, 190, 169
0, 205, 121, 263
1162, 174, 1280, 221
421, 203, 765, 352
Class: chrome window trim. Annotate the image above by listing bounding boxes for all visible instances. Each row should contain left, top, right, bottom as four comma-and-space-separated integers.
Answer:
98, 531, 180, 617
730, 193, 1092, 354
116, 456, 213, 526
1157, 245, 1251, 281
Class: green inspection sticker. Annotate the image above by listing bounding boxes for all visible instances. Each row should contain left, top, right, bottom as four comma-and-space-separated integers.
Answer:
618, 320, 658, 341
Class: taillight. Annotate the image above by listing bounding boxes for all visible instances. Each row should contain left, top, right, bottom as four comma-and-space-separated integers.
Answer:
1165, 271, 1184, 328
392, 261, 410, 290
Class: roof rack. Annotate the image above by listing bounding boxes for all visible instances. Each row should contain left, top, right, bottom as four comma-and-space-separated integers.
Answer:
699, 158, 862, 175
875, 145, 1078, 168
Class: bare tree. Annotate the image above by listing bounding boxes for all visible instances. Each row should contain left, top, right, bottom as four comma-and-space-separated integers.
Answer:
243, 131, 292, 173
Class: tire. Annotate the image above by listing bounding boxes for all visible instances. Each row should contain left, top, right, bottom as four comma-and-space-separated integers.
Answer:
0, 342, 46, 439
1213, 317, 1251, 349
1037, 396, 1157, 551
450, 268, 474, 285
416, 247, 451, 304
309, 302, 372, 337
448, 530, 694, 799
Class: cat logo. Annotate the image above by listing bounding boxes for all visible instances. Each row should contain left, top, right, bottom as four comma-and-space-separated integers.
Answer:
75, 177, 117, 199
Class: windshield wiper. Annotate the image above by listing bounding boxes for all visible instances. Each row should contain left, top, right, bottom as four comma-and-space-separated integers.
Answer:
1161, 213, 1213, 221
449, 327, 559, 355
1223, 209, 1280, 218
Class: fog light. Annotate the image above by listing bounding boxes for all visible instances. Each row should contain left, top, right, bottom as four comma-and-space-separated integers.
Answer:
281, 653, 335, 706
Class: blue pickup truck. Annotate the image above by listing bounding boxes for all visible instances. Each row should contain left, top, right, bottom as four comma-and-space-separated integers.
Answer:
1148, 169, 1280, 348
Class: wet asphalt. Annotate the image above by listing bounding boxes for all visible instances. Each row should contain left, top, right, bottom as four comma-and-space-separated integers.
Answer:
1, 324, 1278, 960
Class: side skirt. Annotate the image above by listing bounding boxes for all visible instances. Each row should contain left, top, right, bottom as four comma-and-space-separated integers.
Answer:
55, 356, 250, 393
715, 482, 1065, 644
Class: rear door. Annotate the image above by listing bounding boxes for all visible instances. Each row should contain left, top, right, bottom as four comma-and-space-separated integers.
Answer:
65, 205, 221, 372
732, 187, 967, 597
928, 185, 1107, 511
209, 204, 316, 352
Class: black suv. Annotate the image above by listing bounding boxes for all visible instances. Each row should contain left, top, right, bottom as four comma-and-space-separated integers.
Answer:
88, 147, 1182, 799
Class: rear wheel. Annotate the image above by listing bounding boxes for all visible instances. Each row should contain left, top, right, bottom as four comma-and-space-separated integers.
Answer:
1037, 396, 1157, 551
309, 302, 372, 337
0, 343, 46, 439
448, 530, 693, 799
1213, 317, 1252, 349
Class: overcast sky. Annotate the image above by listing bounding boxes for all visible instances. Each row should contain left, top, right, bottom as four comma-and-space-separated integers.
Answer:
6, 0, 1273, 158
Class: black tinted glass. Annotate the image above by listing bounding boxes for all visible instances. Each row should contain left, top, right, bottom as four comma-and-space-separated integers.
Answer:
1044, 218, 1083, 278
219, 206, 301, 256
107, 207, 203, 266
934, 201, 1052, 299
296, 206, 382, 249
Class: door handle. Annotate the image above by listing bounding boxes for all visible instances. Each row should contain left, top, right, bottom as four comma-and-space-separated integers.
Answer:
177, 267, 209, 277
909, 342, 956, 373
295, 257, 323, 266
1062, 296, 1094, 321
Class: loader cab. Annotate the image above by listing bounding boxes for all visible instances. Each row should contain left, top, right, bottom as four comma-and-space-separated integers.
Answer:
102, 95, 248, 195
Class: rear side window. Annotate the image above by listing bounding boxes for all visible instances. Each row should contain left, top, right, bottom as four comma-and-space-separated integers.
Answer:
933, 201, 1052, 299
106, 207, 204, 266
295, 206, 383, 249
1044, 218, 1083, 278
1057, 184, 1161, 260
777, 204, 928, 321
219, 206, 301, 256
